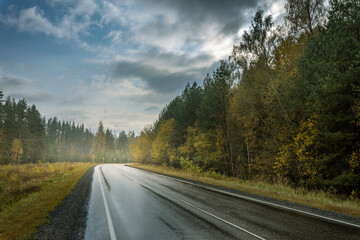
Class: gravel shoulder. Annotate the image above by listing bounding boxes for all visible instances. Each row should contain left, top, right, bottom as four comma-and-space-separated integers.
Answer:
31, 166, 95, 240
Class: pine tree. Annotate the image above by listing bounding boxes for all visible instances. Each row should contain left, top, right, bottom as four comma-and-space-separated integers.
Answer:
0, 97, 16, 164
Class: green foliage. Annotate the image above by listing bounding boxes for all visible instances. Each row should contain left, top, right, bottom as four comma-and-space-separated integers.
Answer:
232, 9, 277, 67
197, 60, 233, 131
129, 125, 155, 164
10, 139, 23, 164
275, 115, 322, 187
151, 119, 178, 166
93, 121, 106, 153
296, 0, 359, 191
275, 0, 360, 193
0, 97, 132, 164
285, 0, 326, 34
156, 82, 203, 146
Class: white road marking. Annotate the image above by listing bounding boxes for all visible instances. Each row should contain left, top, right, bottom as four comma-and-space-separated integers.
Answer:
119, 168, 266, 240
97, 167, 117, 240
130, 166, 360, 229
171, 193, 266, 240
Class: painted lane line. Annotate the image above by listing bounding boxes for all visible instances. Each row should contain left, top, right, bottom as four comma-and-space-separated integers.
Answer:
171, 193, 266, 240
97, 167, 117, 240
119, 169, 266, 240
133, 168, 360, 229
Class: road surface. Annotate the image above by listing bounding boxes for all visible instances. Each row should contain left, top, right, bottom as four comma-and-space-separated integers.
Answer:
84, 164, 360, 239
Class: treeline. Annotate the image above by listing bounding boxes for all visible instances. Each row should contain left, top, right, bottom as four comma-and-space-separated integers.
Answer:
129, 0, 360, 197
0, 93, 133, 164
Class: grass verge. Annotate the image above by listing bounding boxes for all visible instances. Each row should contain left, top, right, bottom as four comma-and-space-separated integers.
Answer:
130, 163, 360, 218
0, 162, 96, 240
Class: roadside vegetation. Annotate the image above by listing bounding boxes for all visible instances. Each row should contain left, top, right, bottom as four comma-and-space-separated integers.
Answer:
129, 0, 360, 205
132, 163, 360, 217
0, 162, 95, 240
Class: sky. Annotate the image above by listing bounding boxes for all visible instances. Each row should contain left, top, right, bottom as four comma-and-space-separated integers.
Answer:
0, 0, 286, 133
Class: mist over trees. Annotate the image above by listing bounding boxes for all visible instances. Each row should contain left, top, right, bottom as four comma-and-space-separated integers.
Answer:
129, 0, 360, 197
0, 93, 133, 164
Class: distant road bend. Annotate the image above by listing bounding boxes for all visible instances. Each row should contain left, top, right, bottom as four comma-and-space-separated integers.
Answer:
84, 164, 360, 240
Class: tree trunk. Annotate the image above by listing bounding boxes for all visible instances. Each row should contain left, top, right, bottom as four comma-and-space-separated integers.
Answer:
245, 135, 251, 177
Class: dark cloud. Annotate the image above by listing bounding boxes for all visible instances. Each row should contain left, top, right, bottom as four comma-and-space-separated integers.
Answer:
0, 74, 58, 103
0, 75, 30, 90
139, 47, 213, 69
11, 91, 56, 102
60, 95, 86, 106
112, 60, 197, 93
121, 92, 174, 104
110, 48, 222, 95
133, 0, 260, 35
222, 18, 244, 35
144, 106, 160, 112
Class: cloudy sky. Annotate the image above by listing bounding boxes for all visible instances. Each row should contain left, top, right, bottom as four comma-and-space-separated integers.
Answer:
0, 0, 285, 133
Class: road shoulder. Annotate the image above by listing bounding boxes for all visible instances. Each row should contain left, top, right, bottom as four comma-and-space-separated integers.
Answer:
31, 166, 95, 240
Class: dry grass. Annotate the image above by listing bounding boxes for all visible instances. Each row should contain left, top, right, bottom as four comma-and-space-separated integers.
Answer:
0, 162, 96, 240
130, 163, 360, 218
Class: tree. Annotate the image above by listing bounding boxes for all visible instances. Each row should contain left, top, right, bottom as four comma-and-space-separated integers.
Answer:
0, 97, 16, 164
195, 61, 235, 174
105, 129, 115, 151
232, 9, 277, 66
228, 86, 260, 177
117, 131, 128, 152
0, 94, 117, 164
129, 126, 154, 163
0, 91, 3, 130
285, 0, 326, 35
275, 115, 322, 186
25, 105, 46, 162
181, 82, 202, 129
11, 138, 23, 164
197, 61, 233, 131
276, 0, 360, 193
93, 121, 106, 160
115, 130, 131, 162
156, 96, 184, 146
46, 117, 59, 162
83, 128, 94, 161
263, 33, 310, 152
229, 9, 280, 177
151, 119, 178, 166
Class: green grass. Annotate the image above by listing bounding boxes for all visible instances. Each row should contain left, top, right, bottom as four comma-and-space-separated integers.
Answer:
130, 163, 360, 218
0, 162, 96, 240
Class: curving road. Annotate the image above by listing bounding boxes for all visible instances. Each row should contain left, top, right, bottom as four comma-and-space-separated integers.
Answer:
84, 164, 360, 240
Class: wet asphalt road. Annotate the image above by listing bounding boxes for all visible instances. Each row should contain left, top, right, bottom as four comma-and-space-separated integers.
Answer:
84, 165, 360, 240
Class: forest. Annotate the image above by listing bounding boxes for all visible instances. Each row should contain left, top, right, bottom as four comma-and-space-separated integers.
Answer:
129, 0, 360, 197
0, 91, 133, 164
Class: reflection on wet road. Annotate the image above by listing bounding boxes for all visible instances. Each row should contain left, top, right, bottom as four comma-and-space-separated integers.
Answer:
84, 164, 360, 240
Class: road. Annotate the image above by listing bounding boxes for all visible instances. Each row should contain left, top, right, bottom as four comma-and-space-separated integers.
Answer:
84, 164, 360, 240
